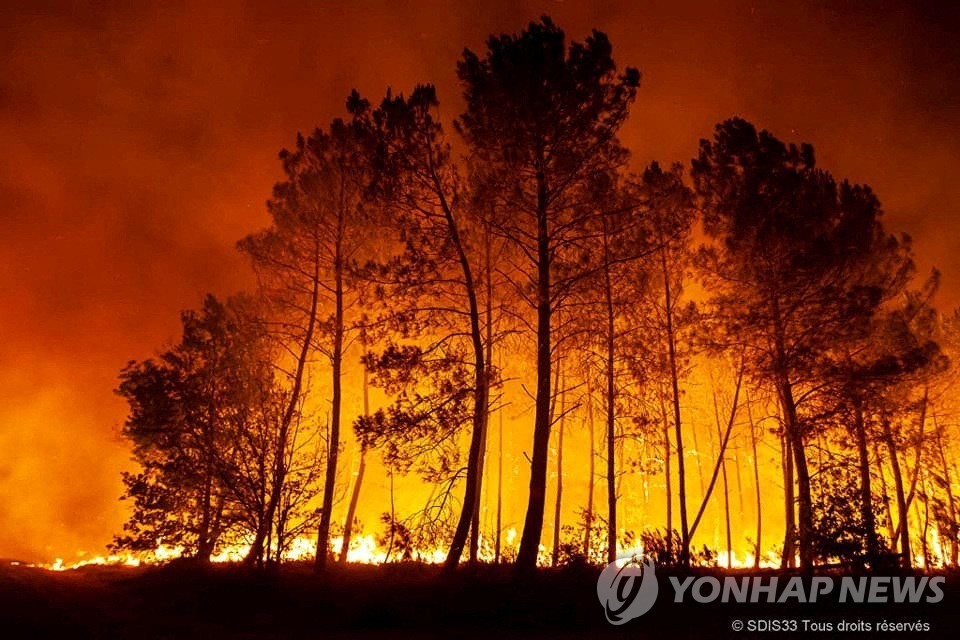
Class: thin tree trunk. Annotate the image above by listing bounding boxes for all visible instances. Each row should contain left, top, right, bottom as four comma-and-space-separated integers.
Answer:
771, 294, 812, 569
602, 225, 618, 563
711, 379, 733, 569
440, 166, 489, 573
385, 469, 396, 562
468, 382, 490, 564
874, 442, 897, 549
883, 416, 912, 567
853, 400, 879, 563
917, 468, 930, 567
660, 241, 689, 566
551, 372, 566, 567
734, 450, 745, 520
315, 217, 345, 573
746, 391, 762, 568
516, 169, 552, 572
688, 365, 743, 541
245, 237, 321, 567
658, 382, 672, 559
495, 387, 504, 564
778, 376, 812, 569
470, 237, 495, 563
340, 333, 370, 563
197, 461, 214, 561
584, 375, 596, 560
690, 420, 706, 498
781, 429, 796, 569
933, 414, 959, 565
894, 389, 928, 543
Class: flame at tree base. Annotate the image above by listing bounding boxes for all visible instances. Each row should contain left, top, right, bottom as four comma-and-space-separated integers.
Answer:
25, 529, 794, 572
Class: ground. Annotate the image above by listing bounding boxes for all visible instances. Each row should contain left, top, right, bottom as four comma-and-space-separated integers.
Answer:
1, 561, 958, 638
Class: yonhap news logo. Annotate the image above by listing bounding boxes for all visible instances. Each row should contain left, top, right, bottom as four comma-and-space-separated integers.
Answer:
596, 555, 659, 624
597, 557, 946, 625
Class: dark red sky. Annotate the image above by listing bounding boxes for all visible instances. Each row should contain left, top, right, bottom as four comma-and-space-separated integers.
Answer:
1, 0, 958, 561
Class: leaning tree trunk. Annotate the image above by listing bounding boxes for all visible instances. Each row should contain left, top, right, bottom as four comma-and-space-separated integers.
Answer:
934, 414, 959, 566
245, 238, 321, 567
894, 390, 928, 547
440, 307, 487, 572
775, 367, 812, 569
711, 379, 733, 569
340, 336, 371, 563
883, 416, 912, 567
439, 176, 488, 573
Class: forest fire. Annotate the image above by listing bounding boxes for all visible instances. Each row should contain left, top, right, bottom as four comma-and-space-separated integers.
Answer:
3, 2, 960, 638
35, 533, 490, 571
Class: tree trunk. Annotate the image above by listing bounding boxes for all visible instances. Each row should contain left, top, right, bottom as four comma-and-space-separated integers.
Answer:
197, 459, 215, 561
385, 469, 396, 562
658, 383, 672, 559
470, 239, 495, 563
688, 367, 742, 543
769, 292, 812, 569
711, 379, 733, 569
853, 401, 879, 563
603, 235, 617, 564
781, 429, 796, 569
516, 171, 552, 573
776, 372, 812, 568
894, 389, 928, 544
874, 442, 897, 549
746, 391, 761, 568
584, 375, 596, 560
883, 416, 912, 567
469, 416, 488, 563
315, 222, 345, 573
918, 468, 930, 567
439, 171, 488, 573
440, 335, 487, 571
551, 373, 566, 567
340, 340, 370, 563
660, 243, 689, 566
495, 390, 504, 564
245, 237, 321, 567
933, 414, 959, 566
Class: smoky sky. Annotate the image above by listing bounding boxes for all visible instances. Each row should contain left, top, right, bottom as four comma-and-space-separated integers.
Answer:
1, 0, 958, 561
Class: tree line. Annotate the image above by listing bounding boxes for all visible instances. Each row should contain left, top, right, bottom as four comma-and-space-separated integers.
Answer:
112, 17, 960, 573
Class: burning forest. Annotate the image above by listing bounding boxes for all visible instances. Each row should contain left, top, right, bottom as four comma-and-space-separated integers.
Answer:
3, 3, 960, 638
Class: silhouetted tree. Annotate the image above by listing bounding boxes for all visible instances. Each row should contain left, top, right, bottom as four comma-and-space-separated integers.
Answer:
239, 109, 373, 570
693, 117, 913, 568
623, 162, 697, 564
114, 295, 312, 563
456, 17, 639, 571
353, 85, 496, 571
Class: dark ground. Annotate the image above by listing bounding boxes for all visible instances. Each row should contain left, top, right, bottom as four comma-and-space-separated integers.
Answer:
0, 561, 958, 639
